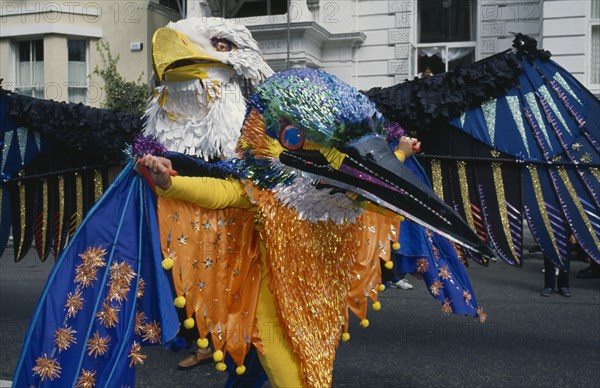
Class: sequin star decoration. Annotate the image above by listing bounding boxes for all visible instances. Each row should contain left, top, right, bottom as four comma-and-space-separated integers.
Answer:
191, 221, 200, 231
74, 262, 99, 288
476, 307, 488, 323
171, 212, 180, 222
141, 321, 162, 344
134, 312, 147, 335
54, 326, 77, 352
429, 281, 444, 296
198, 280, 206, 290
218, 219, 226, 228
108, 282, 129, 303
65, 290, 84, 318
128, 341, 147, 367
178, 234, 189, 246
74, 247, 108, 288
87, 331, 110, 358
109, 261, 136, 284
75, 369, 96, 388
463, 290, 472, 304
137, 278, 145, 299
96, 301, 120, 328
571, 142, 583, 151
32, 354, 62, 381
192, 260, 199, 269
416, 258, 429, 273
438, 266, 452, 280
441, 299, 453, 315
203, 258, 214, 269
581, 153, 593, 163
79, 246, 107, 269
203, 220, 212, 230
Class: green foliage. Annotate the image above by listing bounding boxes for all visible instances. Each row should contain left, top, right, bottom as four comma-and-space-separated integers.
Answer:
93, 41, 148, 114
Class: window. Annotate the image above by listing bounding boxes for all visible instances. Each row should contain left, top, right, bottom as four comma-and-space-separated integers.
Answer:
16, 39, 44, 98
68, 39, 88, 104
159, 0, 183, 13
413, 0, 476, 77
206, 0, 287, 19
591, 1, 600, 88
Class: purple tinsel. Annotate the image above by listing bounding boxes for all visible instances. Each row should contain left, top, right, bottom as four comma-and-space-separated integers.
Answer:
550, 80, 586, 128
132, 134, 168, 157
384, 121, 406, 143
524, 106, 550, 161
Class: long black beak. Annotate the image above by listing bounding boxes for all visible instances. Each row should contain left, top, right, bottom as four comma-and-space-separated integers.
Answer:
280, 136, 494, 256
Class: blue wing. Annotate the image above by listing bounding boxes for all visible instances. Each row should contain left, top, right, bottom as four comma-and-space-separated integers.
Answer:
367, 34, 600, 268
12, 162, 178, 387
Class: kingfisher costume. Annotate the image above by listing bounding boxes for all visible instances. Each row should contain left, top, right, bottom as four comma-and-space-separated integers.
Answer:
11, 59, 488, 387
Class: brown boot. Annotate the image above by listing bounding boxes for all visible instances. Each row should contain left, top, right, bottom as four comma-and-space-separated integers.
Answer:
177, 348, 212, 370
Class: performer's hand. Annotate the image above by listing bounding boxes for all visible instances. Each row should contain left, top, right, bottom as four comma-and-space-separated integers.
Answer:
138, 155, 174, 190
396, 136, 421, 158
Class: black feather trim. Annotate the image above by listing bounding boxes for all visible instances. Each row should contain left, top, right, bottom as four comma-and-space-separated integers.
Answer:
2, 91, 143, 159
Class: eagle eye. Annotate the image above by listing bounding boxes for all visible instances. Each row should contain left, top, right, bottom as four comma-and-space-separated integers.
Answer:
279, 125, 304, 150
211, 37, 235, 52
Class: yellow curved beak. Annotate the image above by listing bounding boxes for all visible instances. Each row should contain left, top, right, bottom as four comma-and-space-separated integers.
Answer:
152, 27, 233, 82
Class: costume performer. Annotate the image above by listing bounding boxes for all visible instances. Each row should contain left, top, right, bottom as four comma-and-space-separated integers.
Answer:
13, 67, 490, 387
142, 68, 491, 387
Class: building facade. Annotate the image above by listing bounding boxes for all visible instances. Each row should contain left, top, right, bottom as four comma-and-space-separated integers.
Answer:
190, 0, 597, 95
0, 0, 181, 107
1, 0, 597, 108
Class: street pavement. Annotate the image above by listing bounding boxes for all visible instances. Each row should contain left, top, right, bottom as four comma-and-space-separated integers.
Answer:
1, 246, 598, 388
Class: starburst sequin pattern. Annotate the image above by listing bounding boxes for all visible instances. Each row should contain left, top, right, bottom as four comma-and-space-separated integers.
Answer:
438, 266, 452, 280
65, 290, 84, 318
441, 299, 453, 315
32, 354, 62, 381
141, 321, 162, 344
54, 326, 77, 352
96, 301, 120, 328
75, 369, 97, 388
74, 246, 108, 288
429, 281, 444, 296
128, 341, 146, 367
416, 258, 429, 273
477, 307, 488, 323
87, 331, 110, 358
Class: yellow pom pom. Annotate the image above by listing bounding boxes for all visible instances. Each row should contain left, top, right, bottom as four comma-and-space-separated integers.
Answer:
215, 362, 227, 372
392, 242, 400, 250
384, 261, 393, 270
360, 319, 369, 328
341, 332, 350, 342
236, 365, 246, 375
173, 296, 186, 308
372, 301, 381, 311
377, 284, 386, 292
183, 317, 195, 329
213, 350, 224, 362
197, 338, 209, 349
161, 258, 174, 270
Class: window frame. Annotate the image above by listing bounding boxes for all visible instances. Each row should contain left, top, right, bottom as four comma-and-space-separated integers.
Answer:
588, 3, 600, 94
207, 0, 287, 19
411, 0, 477, 77
67, 38, 89, 104
15, 38, 45, 98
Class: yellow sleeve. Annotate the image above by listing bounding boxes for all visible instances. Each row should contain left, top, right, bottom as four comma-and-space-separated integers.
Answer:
394, 149, 406, 163
156, 176, 252, 210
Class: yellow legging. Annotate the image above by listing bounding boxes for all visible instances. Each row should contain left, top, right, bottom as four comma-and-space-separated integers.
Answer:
255, 242, 302, 388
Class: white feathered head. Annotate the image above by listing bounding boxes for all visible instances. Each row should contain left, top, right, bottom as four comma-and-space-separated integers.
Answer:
144, 17, 273, 160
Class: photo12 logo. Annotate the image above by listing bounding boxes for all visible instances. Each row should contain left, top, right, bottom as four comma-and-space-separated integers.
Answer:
1, 2, 140, 24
